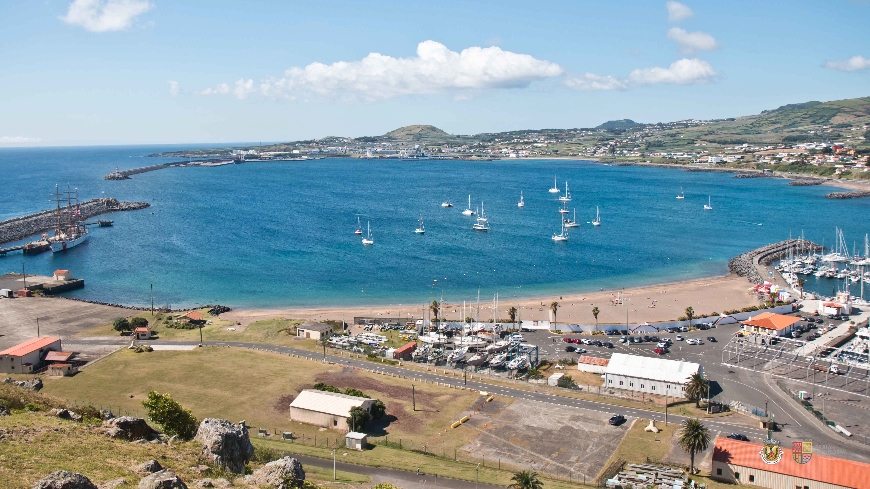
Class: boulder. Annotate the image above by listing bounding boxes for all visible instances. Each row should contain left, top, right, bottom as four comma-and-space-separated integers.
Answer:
32, 470, 98, 489
137, 470, 187, 489
133, 460, 163, 475
193, 418, 253, 474
192, 479, 231, 489
14, 378, 43, 391
245, 456, 305, 489
50, 409, 83, 421
0, 406, 10, 416
97, 479, 127, 489
104, 417, 158, 441
101, 410, 116, 421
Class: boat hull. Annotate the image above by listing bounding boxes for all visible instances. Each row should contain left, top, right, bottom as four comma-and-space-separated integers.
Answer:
50, 233, 88, 252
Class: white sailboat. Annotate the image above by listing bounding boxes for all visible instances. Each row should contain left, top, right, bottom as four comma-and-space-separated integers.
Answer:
517, 191, 524, 208
473, 202, 489, 231
704, 196, 712, 210
592, 206, 601, 226
559, 201, 570, 214
441, 200, 453, 207
564, 208, 580, 227
354, 217, 363, 235
549, 175, 560, 193
559, 181, 572, 202
462, 195, 475, 216
415, 215, 425, 234
676, 186, 684, 200
552, 217, 568, 242
362, 221, 374, 245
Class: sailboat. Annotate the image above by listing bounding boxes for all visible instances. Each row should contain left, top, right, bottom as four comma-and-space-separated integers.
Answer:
559, 181, 572, 202
415, 215, 425, 234
676, 187, 684, 200
704, 196, 712, 210
549, 175, 560, 193
552, 216, 568, 242
462, 195, 475, 216
473, 202, 489, 231
592, 206, 601, 226
564, 208, 580, 227
559, 201, 570, 214
517, 191, 525, 208
354, 217, 363, 235
362, 221, 374, 245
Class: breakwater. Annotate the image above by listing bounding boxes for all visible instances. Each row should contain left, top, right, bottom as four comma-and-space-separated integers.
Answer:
788, 179, 824, 186
825, 190, 870, 199
104, 159, 237, 180
733, 172, 774, 179
0, 198, 149, 245
728, 239, 824, 284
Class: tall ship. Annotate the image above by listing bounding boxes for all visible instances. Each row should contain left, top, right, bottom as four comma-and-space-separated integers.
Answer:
49, 185, 89, 252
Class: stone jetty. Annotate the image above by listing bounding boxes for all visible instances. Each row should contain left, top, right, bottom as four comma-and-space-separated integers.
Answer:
728, 239, 824, 285
105, 163, 177, 180
0, 198, 149, 246
788, 179, 824, 186
825, 189, 870, 199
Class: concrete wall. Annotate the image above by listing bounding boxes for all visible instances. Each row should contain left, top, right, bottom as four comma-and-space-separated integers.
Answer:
712, 461, 847, 489
604, 373, 687, 398
290, 407, 349, 431
577, 363, 608, 374
298, 328, 329, 340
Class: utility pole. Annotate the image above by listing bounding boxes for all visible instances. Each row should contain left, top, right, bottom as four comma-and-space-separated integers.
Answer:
150, 284, 154, 316
199, 324, 203, 347
332, 448, 336, 480
665, 391, 668, 426
412, 384, 416, 411
36, 317, 40, 338
22, 261, 26, 289
707, 380, 711, 414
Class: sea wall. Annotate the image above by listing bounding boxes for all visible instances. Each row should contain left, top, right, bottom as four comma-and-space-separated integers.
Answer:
728, 239, 824, 284
0, 198, 149, 245
825, 190, 870, 199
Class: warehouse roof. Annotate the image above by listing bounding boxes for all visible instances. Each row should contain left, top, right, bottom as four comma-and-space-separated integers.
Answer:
605, 353, 700, 384
290, 389, 371, 417
713, 437, 870, 488
44, 351, 74, 362
578, 355, 609, 367
0, 337, 61, 357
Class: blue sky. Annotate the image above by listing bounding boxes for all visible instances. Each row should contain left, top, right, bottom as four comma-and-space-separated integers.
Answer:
1, 0, 869, 146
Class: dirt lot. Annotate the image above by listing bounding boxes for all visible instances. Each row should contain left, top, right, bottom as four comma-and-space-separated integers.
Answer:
461, 398, 628, 481
0, 296, 127, 350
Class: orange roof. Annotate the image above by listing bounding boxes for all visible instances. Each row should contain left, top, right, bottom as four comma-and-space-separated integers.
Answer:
822, 302, 844, 309
54, 269, 69, 274
578, 355, 609, 366
44, 351, 73, 362
0, 337, 61, 357
134, 327, 149, 333
394, 341, 417, 354
183, 311, 204, 321
742, 312, 800, 331
714, 437, 870, 487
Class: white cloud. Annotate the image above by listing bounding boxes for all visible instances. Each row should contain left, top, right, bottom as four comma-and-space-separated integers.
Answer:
200, 40, 563, 102
824, 55, 870, 71
563, 73, 627, 91
629, 58, 717, 85
667, 27, 720, 54
62, 0, 153, 33
0, 136, 42, 145
666, 1, 694, 22
167, 80, 179, 97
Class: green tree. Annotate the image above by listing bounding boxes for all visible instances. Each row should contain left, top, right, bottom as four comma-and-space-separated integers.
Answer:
685, 371, 709, 408
797, 278, 806, 299
591, 306, 600, 327
430, 300, 440, 323
313, 382, 341, 393
347, 406, 371, 432
508, 306, 518, 324
526, 367, 544, 380
509, 470, 543, 489
130, 317, 149, 329
678, 418, 711, 474
550, 301, 560, 331
343, 387, 370, 398
684, 306, 694, 326
142, 391, 198, 440
556, 375, 576, 389
371, 399, 386, 420
112, 317, 131, 333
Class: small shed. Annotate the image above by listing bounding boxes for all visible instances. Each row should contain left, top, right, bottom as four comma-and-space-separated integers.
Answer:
547, 373, 565, 386
393, 341, 417, 360
18, 289, 32, 297
345, 431, 367, 451
53, 270, 72, 281
577, 355, 610, 374
47, 363, 77, 377
297, 322, 333, 340
0, 289, 13, 298
134, 327, 151, 340
182, 311, 205, 323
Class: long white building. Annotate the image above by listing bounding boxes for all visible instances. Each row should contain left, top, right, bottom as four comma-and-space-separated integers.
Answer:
604, 353, 701, 398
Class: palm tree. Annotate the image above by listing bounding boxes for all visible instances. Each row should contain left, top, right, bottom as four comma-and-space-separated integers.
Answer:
430, 300, 440, 323
526, 367, 543, 380
684, 306, 694, 326
508, 306, 518, 325
509, 470, 543, 489
679, 418, 711, 474
591, 306, 600, 327
685, 371, 709, 408
797, 278, 805, 299
550, 301, 559, 331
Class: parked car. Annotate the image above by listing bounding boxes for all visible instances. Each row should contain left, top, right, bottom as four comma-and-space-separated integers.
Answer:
707, 336, 717, 342
654, 347, 666, 355
791, 331, 801, 338
643, 335, 651, 342
593, 340, 603, 347
769, 337, 778, 345
650, 336, 659, 342
604, 342, 614, 348
697, 324, 709, 330
657, 341, 669, 348
563, 337, 573, 343
667, 327, 679, 333
727, 433, 750, 442
565, 345, 576, 352
608, 414, 626, 426
511, 334, 524, 342
619, 337, 627, 343
572, 338, 583, 344
575, 348, 587, 354
582, 338, 593, 345
807, 334, 818, 341
687, 338, 702, 345
675, 335, 684, 341
606, 329, 619, 335
680, 326, 689, 332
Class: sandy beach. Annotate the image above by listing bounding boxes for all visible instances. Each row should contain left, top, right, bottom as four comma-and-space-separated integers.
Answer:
222, 273, 761, 327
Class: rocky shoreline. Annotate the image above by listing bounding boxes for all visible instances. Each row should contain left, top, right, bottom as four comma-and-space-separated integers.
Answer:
0, 198, 150, 246
825, 190, 870, 199
57, 295, 232, 316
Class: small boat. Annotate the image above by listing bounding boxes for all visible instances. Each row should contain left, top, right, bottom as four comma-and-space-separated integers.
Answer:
564, 208, 580, 228
559, 181, 572, 202
462, 195, 475, 216
559, 201, 570, 214
447, 346, 468, 363
441, 201, 453, 208
415, 214, 425, 234
428, 347, 445, 362
473, 202, 489, 231
592, 206, 601, 226
704, 196, 712, 210
488, 352, 508, 368
676, 187, 684, 200
517, 191, 524, 208
506, 354, 530, 370
552, 218, 568, 242
485, 340, 511, 353
354, 217, 363, 235
548, 175, 560, 194
467, 352, 489, 367
362, 221, 374, 245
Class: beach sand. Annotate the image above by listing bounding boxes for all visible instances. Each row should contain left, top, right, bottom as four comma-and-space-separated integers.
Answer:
222, 273, 761, 327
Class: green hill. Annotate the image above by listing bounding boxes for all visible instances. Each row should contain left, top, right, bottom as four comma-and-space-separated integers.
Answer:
383, 124, 451, 140
595, 119, 643, 131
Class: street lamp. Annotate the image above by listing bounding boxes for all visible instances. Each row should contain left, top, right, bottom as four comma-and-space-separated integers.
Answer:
332, 448, 336, 480
476, 463, 481, 489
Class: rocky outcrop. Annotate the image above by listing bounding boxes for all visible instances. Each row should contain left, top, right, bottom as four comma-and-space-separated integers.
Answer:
133, 460, 164, 475
32, 471, 98, 489
245, 457, 306, 489
207, 305, 231, 316
788, 179, 824, 186
192, 479, 231, 489
137, 470, 187, 489
193, 418, 254, 474
50, 408, 83, 422
103, 417, 158, 441
97, 479, 127, 489
7, 378, 43, 391
825, 190, 870, 199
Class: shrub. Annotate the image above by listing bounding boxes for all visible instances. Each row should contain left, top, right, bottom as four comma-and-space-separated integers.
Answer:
142, 391, 198, 440
130, 317, 149, 329
347, 406, 371, 432
112, 317, 131, 332
371, 399, 386, 420
343, 387, 370, 398
557, 375, 577, 389
313, 383, 341, 393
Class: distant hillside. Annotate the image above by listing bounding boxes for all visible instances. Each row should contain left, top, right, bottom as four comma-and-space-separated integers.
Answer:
383, 125, 450, 140
596, 119, 643, 131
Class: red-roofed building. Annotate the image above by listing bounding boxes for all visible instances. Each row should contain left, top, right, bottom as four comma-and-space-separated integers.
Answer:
0, 337, 62, 374
712, 437, 870, 488
182, 311, 204, 322
392, 341, 417, 360
134, 326, 152, 340
577, 355, 610, 374
742, 312, 801, 337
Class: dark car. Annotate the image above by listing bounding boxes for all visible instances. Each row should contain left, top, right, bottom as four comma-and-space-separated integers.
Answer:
649, 336, 659, 342
807, 334, 817, 341
608, 414, 626, 426
631, 336, 642, 343
606, 329, 619, 335
815, 318, 824, 324
593, 340, 603, 347
643, 335, 651, 342
707, 336, 717, 342
727, 433, 750, 441
667, 327, 679, 333
604, 342, 614, 348
697, 324, 709, 330
565, 345, 577, 352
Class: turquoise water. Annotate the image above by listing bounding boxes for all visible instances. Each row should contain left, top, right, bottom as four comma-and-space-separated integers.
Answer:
1, 146, 868, 308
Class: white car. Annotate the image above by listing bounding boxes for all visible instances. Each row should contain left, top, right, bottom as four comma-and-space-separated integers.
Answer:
510, 334, 524, 342
582, 338, 593, 345
619, 337, 627, 343
657, 341, 668, 348
576, 348, 587, 354
675, 335, 684, 341
687, 338, 703, 345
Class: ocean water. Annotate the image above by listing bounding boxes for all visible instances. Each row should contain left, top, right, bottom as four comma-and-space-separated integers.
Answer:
1, 146, 868, 308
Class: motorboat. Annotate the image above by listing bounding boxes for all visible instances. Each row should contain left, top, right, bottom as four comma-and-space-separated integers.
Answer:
418, 332, 449, 345
447, 346, 468, 363
441, 201, 453, 208
506, 354, 530, 370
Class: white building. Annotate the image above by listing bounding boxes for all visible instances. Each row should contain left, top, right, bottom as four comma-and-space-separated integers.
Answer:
604, 353, 701, 398
289, 389, 374, 431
